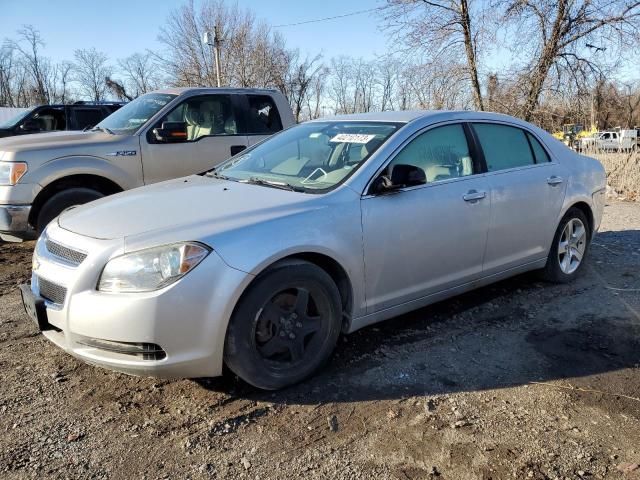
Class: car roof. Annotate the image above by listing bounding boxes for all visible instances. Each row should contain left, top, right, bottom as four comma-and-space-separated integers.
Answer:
307, 110, 533, 126
153, 87, 280, 96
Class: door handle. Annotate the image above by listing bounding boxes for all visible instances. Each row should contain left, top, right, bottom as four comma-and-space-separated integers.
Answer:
230, 145, 247, 156
547, 176, 564, 186
462, 190, 486, 202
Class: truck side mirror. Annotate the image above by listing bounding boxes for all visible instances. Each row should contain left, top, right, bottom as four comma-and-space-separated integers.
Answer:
153, 121, 188, 143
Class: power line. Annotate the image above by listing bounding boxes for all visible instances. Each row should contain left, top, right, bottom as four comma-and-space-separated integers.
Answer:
272, 7, 383, 28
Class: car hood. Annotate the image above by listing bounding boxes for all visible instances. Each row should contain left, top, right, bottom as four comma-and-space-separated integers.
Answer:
57, 175, 319, 242
0, 130, 124, 161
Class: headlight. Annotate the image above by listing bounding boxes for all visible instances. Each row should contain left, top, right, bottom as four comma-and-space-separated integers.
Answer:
0, 162, 28, 186
98, 242, 210, 293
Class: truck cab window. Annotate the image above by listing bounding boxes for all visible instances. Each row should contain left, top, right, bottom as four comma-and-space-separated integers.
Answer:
247, 95, 282, 134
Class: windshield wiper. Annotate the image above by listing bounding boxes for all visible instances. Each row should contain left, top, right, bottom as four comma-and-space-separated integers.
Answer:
89, 125, 114, 135
205, 169, 229, 180
243, 177, 306, 193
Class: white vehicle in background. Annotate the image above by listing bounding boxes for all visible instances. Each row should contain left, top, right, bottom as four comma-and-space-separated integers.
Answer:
588, 129, 639, 152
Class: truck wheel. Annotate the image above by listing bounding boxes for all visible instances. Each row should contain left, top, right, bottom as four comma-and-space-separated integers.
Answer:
36, 188, 104, 234
224, 261, 342, 390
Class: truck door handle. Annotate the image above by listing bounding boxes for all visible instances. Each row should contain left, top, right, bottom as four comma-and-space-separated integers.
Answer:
462, 190, 486, 202
547, 176, 564, 186
230, 145, 246, 156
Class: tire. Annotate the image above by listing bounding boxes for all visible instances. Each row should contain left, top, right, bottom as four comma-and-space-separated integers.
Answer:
224, 261, 342, 390
36, 188, 104, 234
539, 207, 591, 283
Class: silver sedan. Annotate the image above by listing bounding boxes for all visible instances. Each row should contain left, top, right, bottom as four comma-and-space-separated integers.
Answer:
21, 111, 606, 389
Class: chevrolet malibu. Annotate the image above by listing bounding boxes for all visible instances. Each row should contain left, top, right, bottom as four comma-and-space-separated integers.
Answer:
21, 111, 606, 390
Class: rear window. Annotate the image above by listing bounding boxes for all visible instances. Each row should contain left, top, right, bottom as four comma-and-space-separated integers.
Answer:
246, 95, 282, 135
473, 123, 535, 172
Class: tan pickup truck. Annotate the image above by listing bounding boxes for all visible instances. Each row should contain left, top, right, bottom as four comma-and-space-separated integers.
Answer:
0, 87, 294, 241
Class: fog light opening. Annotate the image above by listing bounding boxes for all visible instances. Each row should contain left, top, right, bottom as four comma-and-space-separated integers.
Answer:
76, 336, 167, 361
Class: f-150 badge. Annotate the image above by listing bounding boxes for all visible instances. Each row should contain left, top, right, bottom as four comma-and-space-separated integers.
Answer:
106, 150, 137, 156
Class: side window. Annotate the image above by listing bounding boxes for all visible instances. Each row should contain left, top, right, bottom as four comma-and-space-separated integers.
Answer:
527, 133, 550, 163
73, 108, 104, 130
158, 95, 237, 141
473, 123, 534, 172
32, 107, 66, 131
388, 124, 474, 183
246, 95, 282, 135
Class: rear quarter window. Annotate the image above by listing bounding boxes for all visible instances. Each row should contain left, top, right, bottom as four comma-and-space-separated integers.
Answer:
526, 132, 550, 163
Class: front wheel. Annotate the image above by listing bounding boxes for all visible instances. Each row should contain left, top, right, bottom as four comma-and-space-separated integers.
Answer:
539, 207, 591, 283
224, 261, 342, 390
36, 188, 104, 235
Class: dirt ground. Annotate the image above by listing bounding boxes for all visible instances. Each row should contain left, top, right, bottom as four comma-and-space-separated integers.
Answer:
0, 201, 639, 480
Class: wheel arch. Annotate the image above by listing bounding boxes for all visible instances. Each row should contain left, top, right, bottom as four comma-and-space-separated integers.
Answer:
567, 201, 594, 235
29, 174, 123, 227
233, 252, 354, 333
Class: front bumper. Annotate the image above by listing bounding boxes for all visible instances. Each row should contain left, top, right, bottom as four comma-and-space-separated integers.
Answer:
0, 204, 34, 241
31, 223, 253, 378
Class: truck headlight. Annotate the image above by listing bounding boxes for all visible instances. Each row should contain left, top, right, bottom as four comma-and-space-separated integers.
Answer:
98, 242, 210, 293
0, 162, 28, 186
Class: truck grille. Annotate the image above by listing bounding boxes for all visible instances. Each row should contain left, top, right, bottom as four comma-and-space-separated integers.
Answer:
45, 238, 87, 266
37, 276, 67, 305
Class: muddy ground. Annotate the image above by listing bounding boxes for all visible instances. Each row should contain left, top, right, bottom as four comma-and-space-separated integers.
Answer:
0, 201, 639, 480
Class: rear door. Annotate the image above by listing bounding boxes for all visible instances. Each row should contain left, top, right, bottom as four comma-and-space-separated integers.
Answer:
140, 94, 249, 184
471, 122, 567, 275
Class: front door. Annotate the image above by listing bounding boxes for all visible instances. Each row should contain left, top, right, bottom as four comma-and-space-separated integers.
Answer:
361, 123, 491, 313
471, 122, 567, 274
140, 94, 248, 184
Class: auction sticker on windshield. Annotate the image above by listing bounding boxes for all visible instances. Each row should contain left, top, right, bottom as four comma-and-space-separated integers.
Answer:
330, 133, 376, 144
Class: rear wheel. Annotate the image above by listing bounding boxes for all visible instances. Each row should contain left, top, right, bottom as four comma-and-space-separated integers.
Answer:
539, 207, 591, 283
224, 261, 342, 390
36, 188, 104, 234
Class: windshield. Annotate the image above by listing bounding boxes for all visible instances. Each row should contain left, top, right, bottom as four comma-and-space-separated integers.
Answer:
96, 93, 176, 134
216, 121, 401, 192
0, 107, 35, 129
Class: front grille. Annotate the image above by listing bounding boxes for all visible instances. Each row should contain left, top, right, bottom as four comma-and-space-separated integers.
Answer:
45, 239, 87, 266
38, 276, 67, 305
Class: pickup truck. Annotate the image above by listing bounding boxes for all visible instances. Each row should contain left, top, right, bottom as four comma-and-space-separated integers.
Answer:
579, 129, 640, 152
0, 102, 125, 138
0, 87, 295, 241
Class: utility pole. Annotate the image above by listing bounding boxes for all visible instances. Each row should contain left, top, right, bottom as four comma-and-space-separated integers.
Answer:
204, 28, 222, 87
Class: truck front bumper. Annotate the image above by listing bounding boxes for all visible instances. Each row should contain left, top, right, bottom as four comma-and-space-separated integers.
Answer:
0, 204, 35, 241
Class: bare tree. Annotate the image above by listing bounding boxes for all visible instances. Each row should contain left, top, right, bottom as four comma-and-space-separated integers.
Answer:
498, 0, 640, 121
118, 52, 161, 96
105, 76, 133, 101
7, 25, 51, 104
281, 52, 324, 122
73, 48, 112, 101
383, 0, 488, 111
155, 0, 290, 90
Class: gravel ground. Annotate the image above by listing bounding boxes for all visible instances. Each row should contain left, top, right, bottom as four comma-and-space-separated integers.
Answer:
0, 201, 639, 480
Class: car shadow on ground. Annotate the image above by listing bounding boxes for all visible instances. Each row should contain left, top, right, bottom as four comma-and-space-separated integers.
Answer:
195, 229, 640, 406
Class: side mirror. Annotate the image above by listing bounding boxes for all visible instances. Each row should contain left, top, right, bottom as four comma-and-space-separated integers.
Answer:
153, 121, 188, 142
372, 164, 426, 194
20, 119, 41, 132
